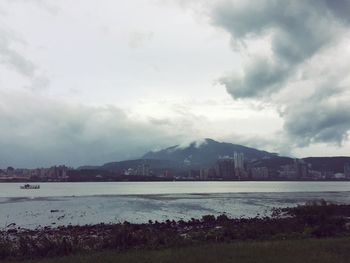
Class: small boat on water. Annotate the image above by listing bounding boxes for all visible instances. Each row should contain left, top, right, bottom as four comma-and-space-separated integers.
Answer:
20, 184, 40, 190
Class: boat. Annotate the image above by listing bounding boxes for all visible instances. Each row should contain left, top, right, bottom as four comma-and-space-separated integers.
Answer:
20, 184, 40, 189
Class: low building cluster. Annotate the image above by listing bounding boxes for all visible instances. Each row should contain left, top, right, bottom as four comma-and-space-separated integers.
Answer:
0, 165, 71, 181
123, 163, 151, 176
1, 155, 350, 181
180, 153, 350, 181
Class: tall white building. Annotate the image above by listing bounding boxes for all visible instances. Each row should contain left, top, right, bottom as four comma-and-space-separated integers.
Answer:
234, 152, 244, 169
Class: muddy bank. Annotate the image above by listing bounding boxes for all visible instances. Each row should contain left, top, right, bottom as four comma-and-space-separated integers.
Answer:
1, 203, 350, 260
1, 192, 350, 229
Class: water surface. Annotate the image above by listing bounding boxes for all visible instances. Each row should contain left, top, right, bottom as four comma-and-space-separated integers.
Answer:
1, 181, 350, 198
1, 182, 349, 229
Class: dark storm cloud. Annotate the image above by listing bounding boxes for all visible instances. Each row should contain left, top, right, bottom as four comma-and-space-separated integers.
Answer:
204, 0, 350, 147
285, 104, 350, 146
212, 0, 350, 99
283, 84, 350, 146
0, 91, 191, 168
219, 57, 287, 98
325, 0, 350, 22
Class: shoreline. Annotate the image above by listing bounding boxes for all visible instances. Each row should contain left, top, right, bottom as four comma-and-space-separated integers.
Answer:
2, 181, 350, 199
1, 189, 350, 200
1, 203, 350, 261
1, 192, 350, 230
2, 179, 350, 183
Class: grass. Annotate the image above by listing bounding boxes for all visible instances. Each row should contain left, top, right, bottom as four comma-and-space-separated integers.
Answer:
7, 237, 350, 263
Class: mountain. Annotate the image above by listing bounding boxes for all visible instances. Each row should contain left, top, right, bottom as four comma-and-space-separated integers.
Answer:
142, 138, 277, 168
250, 156, 294, 170
100, 159, 180, 172
302, 157, 350, 173
250, 156, 350, 173
77, 139, 350, 176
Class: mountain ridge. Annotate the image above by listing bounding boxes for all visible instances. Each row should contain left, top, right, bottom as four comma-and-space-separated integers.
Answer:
142, 138, 277, 168
77, 139, 350, 175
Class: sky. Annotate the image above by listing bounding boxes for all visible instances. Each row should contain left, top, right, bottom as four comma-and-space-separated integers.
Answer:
0, 0, 350, 168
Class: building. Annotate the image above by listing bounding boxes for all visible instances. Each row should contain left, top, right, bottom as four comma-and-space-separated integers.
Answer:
199, 168, 209, 180
162, 170, 172, 178
334, 173, 345, 179
188, 169, 199, 179
216, 157, 235, 179
251, 167, 269, 180
136, 163, 150, 176
344, 163, 350, 179
46, 165, 69, 180
279, 159, 308, 179
6, 167, 15, 176
294, 159, 308, 179
279, 164, 297, 179
233, 152, 244, 169
321, 170, 334, 180
124, 168, 135, 176
308, 169, 323, 180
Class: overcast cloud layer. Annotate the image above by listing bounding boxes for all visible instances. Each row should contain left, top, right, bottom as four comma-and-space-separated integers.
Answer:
0, 0, 350, 167
0, 90, 193, 167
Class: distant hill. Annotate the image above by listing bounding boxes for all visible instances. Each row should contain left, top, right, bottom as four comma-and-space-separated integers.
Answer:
78, 139, 277, 173
302, 157, 350, 173
100, 159, 180, 172
250, 156, 350, 173
77, 165, 100, 170
142, 138, 277, 168
250, 156, 294, 170
77, 139, 350, 175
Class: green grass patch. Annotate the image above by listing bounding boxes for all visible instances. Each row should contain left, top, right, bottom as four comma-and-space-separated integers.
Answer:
8, 237, 350, 263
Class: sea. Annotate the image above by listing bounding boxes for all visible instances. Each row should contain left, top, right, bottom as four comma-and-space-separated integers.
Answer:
0, 181, 350, 229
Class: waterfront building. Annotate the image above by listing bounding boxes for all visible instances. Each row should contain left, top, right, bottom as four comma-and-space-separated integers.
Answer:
294, 159, 308, 179
199, 168, 209, 180
216, 157, 235, 179
279, 159, 309, 179
136, 163, 150, 176
344, 163, 350, 179
279, 164, 297, 179
321, 170, 335, 180
334, 173, 345, 179
234, 152, 244, 169
251, 167, 269, 180
308, 170, 323, 180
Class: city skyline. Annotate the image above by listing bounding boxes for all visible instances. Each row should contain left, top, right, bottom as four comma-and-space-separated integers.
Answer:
1, 139, 350, 182
1, 0, 350, 168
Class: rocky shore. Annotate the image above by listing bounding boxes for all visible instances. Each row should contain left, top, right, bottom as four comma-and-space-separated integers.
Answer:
2, 191, 350, 230
1, 202, 350, 261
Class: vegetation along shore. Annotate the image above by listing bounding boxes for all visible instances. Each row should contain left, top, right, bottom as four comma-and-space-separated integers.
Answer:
1, 201, 350, 262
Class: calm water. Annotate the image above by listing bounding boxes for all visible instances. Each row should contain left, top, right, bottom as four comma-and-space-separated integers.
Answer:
1, 181, 350, 198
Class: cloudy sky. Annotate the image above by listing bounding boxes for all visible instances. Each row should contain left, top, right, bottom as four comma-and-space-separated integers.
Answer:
1, 0, 350, 168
